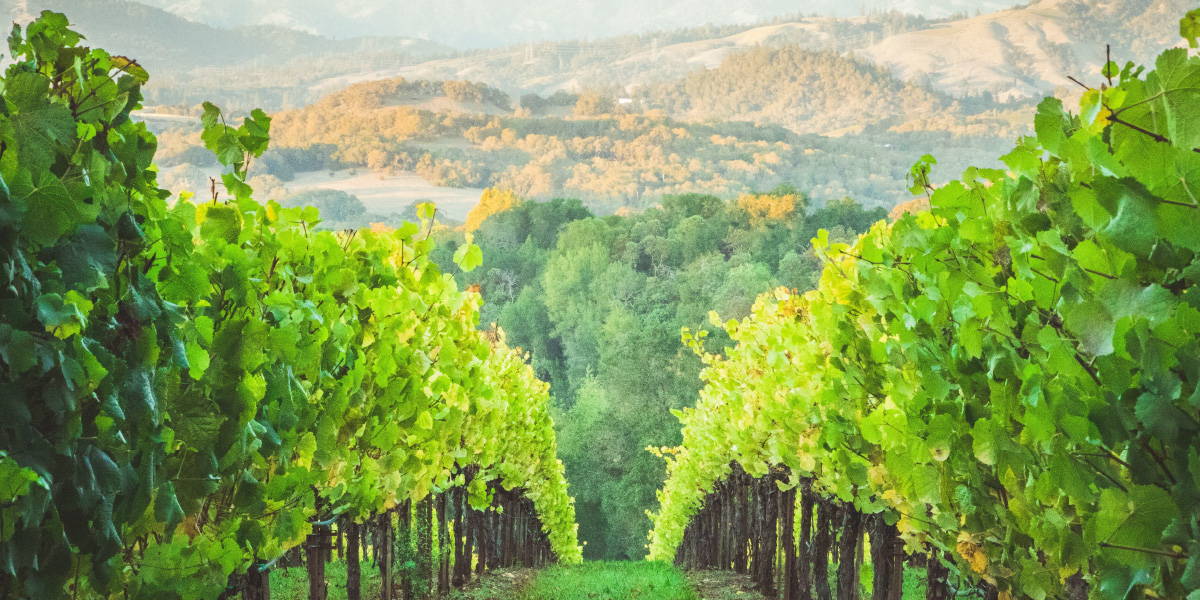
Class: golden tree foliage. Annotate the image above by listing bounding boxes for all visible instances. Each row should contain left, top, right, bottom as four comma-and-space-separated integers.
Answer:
466, 187, 521, 232
736, 192, 801, 226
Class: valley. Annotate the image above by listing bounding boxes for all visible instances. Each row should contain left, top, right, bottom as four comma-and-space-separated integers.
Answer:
286, 170, 483, 223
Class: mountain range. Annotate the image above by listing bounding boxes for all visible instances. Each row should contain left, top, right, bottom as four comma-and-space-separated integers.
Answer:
288, 0, 1189, 107
13, 0, 1188, 111
127, 0, 1017, 48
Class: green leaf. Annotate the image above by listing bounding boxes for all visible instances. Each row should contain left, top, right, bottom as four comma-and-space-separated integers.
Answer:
417, 410, 434, 430
1094, 485, 1178, 566
295, 432, 317, 468
238, 109, 272, 157
1095, 178, 1157, 258
185, 341, 210, 379
154, 481, 184, 536
416, 202, 436, 221
1135, 391, 1181, 443
87, 448, 122, 495
232, 471, 265, 513
1064, 280, 1173, 356
1034, 97, 1071, 155
1182, 8, 1200, 48
5, 72, 52, 111
35, 293, 83, 337
453, 242, 483, 272
1153, 49, 1200, 150
1182, 546, 1200, 590
49, 224, 117, 291
971, 419, 999, 466
15, 171, 77, 247
200, 204, 241, 244
907, 154, 937, 196
11, 101, 74, 174
0, 454, 41, 500
160, 261, 211, 303
221, 172, 253, 202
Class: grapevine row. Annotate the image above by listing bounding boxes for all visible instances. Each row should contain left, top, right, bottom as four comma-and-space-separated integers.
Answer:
0, 12, 580, 599
235, 477, 557, 600
649, 13, 1200, 600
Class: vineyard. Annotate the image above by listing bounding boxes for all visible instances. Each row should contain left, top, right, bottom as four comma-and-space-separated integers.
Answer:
0, 12, 578, 600
3, 6, 1200, 600
649, 10, 1200, 600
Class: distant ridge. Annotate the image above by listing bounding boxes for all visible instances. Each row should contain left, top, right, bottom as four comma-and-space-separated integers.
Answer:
130, 0, 1017, 48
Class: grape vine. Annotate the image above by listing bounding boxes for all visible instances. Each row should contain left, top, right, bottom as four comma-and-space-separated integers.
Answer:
649, 11, 1200, 600
0, 12, 580, 599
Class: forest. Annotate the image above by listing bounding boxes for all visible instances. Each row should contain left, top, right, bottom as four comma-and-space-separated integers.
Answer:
433, 188, 886, 559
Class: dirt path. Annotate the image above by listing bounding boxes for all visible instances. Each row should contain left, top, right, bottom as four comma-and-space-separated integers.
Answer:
444, 567, 538, 599
686, 570, 765, 600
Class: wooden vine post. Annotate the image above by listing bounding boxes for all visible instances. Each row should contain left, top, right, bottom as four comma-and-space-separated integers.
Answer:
674, 464, 966, 600
345, 520, 361, 600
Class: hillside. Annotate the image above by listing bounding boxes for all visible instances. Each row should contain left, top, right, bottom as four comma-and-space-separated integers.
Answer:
302, 13, 948, 98
294, 0, 1185, 106
9, 0, 447, 70
859, 0, 1192, 101
6, 0, 452, 109
152, 77, 1010, 212
131, 0, 1016, 48
636, 46, 974, 136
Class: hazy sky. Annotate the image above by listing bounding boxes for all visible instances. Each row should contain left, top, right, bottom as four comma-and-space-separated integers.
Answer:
132, 0, 1019, 48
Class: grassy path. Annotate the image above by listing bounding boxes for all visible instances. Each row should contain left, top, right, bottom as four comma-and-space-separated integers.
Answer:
447, 561, 760, 600
521, 561, 698, 600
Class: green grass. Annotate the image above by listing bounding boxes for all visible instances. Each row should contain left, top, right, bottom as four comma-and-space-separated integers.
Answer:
521, 561, 698, 600
858, 562, 928, 599
444, 567, 535, 600
268, 559, 946, 600
270, 560, 383, 600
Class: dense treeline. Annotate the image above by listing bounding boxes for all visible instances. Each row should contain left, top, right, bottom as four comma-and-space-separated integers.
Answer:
650, 14, 1200, 599
0, 13, 579, 599
430, 189, 885, 559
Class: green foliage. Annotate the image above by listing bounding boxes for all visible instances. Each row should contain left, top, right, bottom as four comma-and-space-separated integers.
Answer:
649, 20, 1200, 600
0, 12, 579, 598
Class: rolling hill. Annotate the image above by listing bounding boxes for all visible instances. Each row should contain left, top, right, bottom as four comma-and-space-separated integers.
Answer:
858, 0, 1193, 101
9, 0, 452, 109
293, 0, 1187, 109
300, 13, 947, 99
129, 0, 1017, 48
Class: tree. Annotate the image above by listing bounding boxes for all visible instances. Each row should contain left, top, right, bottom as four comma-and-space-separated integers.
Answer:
465, 188, 521, 232
573, 92, 614, 117
736, 191, 803, 226
281, 188, 366, 222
